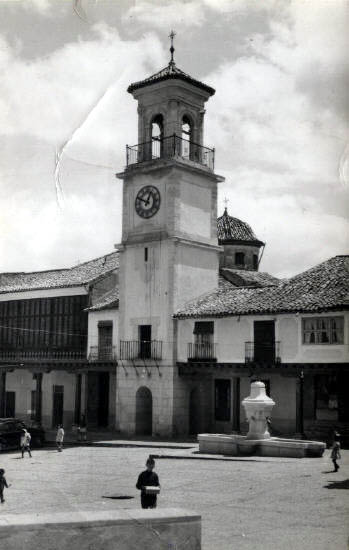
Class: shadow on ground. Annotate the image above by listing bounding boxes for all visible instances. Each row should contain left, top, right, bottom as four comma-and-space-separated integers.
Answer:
323, 479, 349, 490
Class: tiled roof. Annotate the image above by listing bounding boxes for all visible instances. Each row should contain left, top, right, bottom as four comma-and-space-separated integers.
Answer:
221, 268, 279, 288
217, 208, 264, 246
174, 256, 349, 318
86, 288, 119, 311
127, 62, 215, 96
0, 252, 119, 294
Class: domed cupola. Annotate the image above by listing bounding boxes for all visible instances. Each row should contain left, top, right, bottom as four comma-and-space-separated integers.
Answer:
217, 207, 265, 271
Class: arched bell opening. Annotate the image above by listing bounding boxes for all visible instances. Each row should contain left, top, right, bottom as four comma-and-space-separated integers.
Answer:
181, 115, 194, 160
151, 114, 164, 159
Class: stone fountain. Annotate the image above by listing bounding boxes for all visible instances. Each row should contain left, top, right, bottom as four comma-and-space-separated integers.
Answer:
198, 381, 325, 458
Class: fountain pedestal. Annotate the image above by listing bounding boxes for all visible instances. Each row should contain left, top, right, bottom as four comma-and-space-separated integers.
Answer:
242, 381, 275, 440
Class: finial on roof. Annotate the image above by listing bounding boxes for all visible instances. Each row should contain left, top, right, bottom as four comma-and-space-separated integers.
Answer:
223, 196, 230, 214
169, 30, 176, 65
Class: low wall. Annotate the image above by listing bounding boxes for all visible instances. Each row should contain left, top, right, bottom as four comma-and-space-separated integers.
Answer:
0, 508, 201, 550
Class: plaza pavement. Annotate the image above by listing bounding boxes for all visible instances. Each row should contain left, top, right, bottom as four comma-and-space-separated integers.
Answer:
0, 440, 348, 550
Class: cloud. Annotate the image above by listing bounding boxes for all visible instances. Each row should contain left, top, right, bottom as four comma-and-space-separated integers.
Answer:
123, 0, 205, 29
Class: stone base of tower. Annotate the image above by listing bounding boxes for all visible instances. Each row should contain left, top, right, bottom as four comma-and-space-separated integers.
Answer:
116, 363, 177, 437
115, 364, 213, 438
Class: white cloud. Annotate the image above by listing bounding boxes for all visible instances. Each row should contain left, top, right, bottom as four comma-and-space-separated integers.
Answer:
123, 0, 205, 29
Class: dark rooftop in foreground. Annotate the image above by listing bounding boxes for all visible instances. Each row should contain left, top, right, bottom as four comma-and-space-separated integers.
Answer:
0, 252, 119, 294
175, 255, 349, 318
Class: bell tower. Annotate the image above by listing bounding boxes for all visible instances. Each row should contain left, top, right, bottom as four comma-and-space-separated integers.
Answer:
116, 35, 224, 436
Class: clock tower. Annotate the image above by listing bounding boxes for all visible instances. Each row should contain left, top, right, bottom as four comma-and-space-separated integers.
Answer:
116, 38, 224, 436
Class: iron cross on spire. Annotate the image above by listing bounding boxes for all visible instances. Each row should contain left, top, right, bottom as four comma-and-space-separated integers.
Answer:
169, 30, 176, 64
224, 197, 230, 213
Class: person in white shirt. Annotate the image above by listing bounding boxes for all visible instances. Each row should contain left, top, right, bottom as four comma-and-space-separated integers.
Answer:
20, 429, 32, 458
56, 425, 64, 452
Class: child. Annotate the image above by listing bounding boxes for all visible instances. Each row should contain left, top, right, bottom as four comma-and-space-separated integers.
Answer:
331, 433, 341, 472
20, 429, 32, 458
136, 456, 160, 509
56, 425, 64, 452
0, 469, 9, 503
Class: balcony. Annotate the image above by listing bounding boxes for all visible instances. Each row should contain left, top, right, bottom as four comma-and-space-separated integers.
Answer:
245, 341, 281, 364
126, 134, 215, 170
0, 349, 86, 361
187, 342, 217, 363
88, 346, 117, 362
119, 340, 163, 361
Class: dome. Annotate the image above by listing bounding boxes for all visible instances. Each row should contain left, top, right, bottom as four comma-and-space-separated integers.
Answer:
217, 208, 264, 247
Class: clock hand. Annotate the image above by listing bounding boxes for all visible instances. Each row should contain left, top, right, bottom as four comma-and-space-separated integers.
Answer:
137, 196, 149, 204
145, 192, 152, 206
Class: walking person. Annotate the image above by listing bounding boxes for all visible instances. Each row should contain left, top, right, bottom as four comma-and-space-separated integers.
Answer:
20, 428, 32, 458
56, 424, 64, 452
0, 469, 10, 503
136, 456, 160, 509
331, 433, 341, 472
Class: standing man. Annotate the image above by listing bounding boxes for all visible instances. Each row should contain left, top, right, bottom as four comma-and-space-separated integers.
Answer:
20, 428, 32, 458
56, 425, 64, 452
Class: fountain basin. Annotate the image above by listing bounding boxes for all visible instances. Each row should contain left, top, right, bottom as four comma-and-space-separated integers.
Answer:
198, 433, 325, 458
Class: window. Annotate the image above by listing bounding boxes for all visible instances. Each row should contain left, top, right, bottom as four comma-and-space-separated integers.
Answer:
98, 321, 113, 359
235, 252, 245, 266
144, 247, 148, 262
139, 325, 151, 359
253, 254, 258, 270
193, 321, 213, 345
303, 317, 344, 344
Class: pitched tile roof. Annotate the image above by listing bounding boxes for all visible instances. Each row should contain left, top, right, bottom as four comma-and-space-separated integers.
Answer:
174, 255, 349, 318
86, 288, 119, 311
217, 208, 264, 246
220, 268, 279, 288
127, 62, 215, 96
0, 252, 119, 294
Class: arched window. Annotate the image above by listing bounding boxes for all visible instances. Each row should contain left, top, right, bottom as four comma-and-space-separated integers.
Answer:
151, 114, 164, 159
181, 115, 193, 159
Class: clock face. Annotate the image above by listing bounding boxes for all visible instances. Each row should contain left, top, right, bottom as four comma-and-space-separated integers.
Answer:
135, 185, 161, 219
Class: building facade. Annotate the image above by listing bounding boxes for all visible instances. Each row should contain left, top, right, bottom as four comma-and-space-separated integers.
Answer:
1, 51, 348, 442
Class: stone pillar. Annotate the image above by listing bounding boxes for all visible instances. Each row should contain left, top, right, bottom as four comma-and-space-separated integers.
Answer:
74, 373, 82, 424
232, 377, 240, 433
0, 372, 6, 417
296, 371, 305, 436
35, 373, 43, 424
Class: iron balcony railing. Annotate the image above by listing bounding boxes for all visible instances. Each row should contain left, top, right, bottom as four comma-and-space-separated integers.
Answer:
0, 349, 86, 361
88, 345, 117, 361
119, 340, 163, 361
187, 342, 217, 362
126, 134, 215, 170
245, 341, 281, 364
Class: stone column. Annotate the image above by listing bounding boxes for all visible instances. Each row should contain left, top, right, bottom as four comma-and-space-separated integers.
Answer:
0, 372, 6, 417
74, 373, 82, 424
232, 377, 240, 433
35, 373, 43, 424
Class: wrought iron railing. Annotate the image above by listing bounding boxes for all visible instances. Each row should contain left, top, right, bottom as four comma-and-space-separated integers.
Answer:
245, 341, 281, 364
126, 134, 215, 170
88, 345, 117, 361
187, 342, 217, 362
0, 349, 86, 361
119, 340, 163, 360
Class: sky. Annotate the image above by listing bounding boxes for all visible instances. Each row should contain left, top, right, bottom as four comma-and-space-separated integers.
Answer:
0, 0, 348, 278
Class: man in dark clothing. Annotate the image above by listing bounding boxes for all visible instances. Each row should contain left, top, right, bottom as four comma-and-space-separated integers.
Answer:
136, 456, 160, 509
